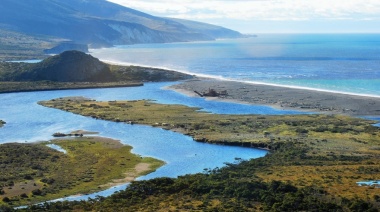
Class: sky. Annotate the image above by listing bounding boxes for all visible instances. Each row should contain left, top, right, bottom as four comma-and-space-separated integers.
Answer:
107, 0, 380, 34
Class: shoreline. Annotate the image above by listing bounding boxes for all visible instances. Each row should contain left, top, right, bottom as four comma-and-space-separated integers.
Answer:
168, 78, 380, 116
97, 59, 380, 99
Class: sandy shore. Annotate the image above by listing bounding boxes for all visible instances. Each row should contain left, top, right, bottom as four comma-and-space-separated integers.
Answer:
101, 163, 151, 188
169, 78, 380, 116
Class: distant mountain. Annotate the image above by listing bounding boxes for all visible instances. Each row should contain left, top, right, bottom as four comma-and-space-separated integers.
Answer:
44, 42, 89, 54
168, 18, 243, 39
0, 0, 243, 50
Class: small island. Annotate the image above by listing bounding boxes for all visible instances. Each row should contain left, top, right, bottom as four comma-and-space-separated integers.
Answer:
0, 136, 164, 206
0, 120, 5, 127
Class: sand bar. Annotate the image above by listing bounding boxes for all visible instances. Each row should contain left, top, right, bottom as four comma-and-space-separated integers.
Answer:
169, 78, 380, 116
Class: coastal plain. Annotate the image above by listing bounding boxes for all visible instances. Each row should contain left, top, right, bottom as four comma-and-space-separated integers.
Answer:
2, 0, 379, 210
1, 53, 380, 210
36, 95, 380, 210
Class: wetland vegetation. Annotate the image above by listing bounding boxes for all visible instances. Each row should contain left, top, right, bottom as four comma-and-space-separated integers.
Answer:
0, 137, 163, 207
28, 97, 380, 211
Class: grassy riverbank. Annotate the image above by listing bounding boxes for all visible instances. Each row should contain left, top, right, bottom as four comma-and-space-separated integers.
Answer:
0, 137, 164, 207
34, 97, 380, 210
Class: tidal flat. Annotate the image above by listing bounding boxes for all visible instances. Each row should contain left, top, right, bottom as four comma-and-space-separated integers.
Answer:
39, 97, 380, 203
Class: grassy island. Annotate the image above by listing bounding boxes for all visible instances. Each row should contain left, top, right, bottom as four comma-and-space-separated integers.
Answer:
31, 97, 380, 211
0, 137, 163, 207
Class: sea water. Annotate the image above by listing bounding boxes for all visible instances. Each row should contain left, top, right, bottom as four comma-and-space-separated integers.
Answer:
91, 34, 380, 97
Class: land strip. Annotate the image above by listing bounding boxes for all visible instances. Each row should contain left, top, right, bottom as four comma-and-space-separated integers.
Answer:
170, 78, 380, 116
0, 81, 143, 94
38, 97, 380, 205
0, 136, 164, 207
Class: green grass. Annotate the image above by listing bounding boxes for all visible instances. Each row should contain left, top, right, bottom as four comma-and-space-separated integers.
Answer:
0, 137, 164, 207
38, 98, 380, 202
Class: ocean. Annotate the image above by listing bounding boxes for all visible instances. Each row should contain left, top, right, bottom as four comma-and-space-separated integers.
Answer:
91, 34, 380, 97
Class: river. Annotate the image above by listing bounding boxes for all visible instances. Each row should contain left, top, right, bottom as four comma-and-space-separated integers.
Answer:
0, 82, 303, 201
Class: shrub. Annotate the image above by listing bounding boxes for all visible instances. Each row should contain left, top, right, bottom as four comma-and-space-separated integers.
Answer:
2, 197, 10, 203
20, 193, 28, 198
32, 189, 42, 196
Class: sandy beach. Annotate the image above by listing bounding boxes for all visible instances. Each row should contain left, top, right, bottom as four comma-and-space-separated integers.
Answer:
169, 78, 380, 116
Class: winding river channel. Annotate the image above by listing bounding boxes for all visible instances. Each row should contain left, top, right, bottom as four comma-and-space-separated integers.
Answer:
0, 82, 304, 201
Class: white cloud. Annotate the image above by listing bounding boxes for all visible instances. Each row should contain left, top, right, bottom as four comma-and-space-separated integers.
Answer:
108, 0, 380, 21
107, 0, 380, 33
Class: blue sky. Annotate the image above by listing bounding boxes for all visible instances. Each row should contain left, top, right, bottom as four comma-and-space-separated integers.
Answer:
107, 0, 380, 33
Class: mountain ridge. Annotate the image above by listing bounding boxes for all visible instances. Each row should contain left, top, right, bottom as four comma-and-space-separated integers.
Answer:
0, 0, 243, 52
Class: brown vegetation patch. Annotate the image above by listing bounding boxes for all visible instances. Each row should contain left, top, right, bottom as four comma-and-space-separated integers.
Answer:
35, 97, 380, 210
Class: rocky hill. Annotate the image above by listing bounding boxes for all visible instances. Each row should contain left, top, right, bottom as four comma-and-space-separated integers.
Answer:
0, 51, 192, 83
11, 51, 113, 82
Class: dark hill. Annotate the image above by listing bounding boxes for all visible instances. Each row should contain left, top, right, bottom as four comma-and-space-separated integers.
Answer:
0, 51, 193, 83
15, 51, 113, 82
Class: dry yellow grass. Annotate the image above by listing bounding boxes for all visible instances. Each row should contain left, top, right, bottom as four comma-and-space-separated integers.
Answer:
39, 98, 380, 201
